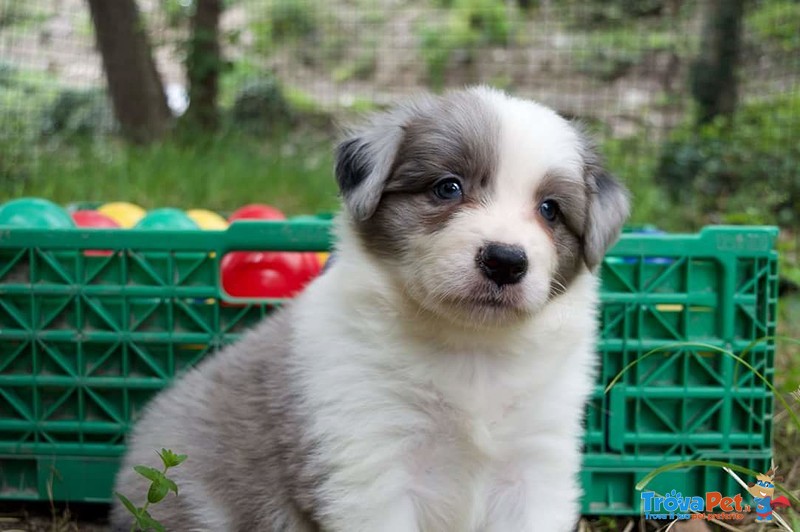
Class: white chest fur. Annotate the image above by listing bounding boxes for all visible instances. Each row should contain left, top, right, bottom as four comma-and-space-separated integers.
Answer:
288, 263, 598, 532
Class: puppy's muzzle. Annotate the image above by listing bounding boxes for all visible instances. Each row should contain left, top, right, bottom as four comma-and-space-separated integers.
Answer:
478, 243, 528, 286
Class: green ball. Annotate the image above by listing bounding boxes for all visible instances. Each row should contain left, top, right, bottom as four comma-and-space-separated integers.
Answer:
288, 215, 318, 223
135, 208, 200, 230
0, 198, 75, 228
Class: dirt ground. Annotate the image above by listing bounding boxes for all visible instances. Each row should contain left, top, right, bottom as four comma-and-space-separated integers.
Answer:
0, 502, 109, 532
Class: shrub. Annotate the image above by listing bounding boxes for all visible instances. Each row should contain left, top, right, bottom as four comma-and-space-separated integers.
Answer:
162, 0, 193, 28
251, 0, 319, 54
230, 76, 292, 134
572, 29, 684, 81
562, 0, 668, 28
656, 94, 800, 227
41, 88, 116, 138
0, 62, 16, 86
747, 0, 800, 53
333, 48, 378, 83
600, 135, 674, 229
0, 66, 58, 184
0, 0, 47, 29
419, 0, 514, 89
269, 0, 317, 40
0, 109, 36, 184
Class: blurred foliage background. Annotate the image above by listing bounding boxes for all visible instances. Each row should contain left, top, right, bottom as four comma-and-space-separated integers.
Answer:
0, 0, 798, 282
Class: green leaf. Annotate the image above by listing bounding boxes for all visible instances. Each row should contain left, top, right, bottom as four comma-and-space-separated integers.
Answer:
157, 449, 173, 469
134, 465, 164, 483
134, 513, 149, 531
114, 492, 140, 518
158, 448, 188, 468
636, 460, 759, 492
163, 476, 179, 495
147, 478, 170, 504
138, 509, 167, 532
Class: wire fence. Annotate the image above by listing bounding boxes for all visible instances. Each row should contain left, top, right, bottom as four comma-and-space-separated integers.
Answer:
1, 0, 799, 224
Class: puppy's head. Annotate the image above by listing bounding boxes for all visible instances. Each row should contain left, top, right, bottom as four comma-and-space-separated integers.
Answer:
335, 87, 629, 326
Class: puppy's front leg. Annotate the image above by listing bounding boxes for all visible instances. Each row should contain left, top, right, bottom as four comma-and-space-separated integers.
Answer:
324, 494, 419, 532
483, 465, 581, 532
372, 496, 420, 532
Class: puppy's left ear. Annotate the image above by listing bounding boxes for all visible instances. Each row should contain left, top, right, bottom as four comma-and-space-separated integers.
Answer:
583, 163, 630, 270
334, 117, 405, 221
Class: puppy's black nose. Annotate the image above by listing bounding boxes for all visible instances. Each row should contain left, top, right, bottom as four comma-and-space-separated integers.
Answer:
478, 243, 528, 286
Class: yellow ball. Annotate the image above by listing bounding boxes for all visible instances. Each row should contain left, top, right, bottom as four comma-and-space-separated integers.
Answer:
98, 202, 146, 228
187, 209, 229, 230
317, 252, 330, 267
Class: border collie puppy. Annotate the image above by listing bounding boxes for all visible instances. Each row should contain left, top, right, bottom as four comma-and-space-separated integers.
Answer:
112, 86, 629, 532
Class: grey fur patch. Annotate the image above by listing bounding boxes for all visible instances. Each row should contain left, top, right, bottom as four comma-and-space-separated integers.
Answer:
535, 173, 588, 297
536, 129, 629, 292
334, 113, 407, 221
111, 309, 323, 532
578, 136, 630, 269
342, 90, 502, 259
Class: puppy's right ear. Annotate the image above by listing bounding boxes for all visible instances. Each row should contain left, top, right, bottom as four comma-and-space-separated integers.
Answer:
334, 120, 405, 221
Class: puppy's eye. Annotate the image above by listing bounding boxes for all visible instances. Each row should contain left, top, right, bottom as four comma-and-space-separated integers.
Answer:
433, 178, 463, 201
538, 199, 559, 222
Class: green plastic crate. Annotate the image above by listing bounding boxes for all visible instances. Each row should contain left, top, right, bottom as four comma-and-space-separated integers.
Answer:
0, 222, 778, 514
581, 451, 773, 515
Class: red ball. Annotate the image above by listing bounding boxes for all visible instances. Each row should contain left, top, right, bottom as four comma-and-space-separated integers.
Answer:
71, 210, 121, 228
228, 204, 286, 222
223, 204, 321, 299
221, 203, 322, 298
72, 210, 120, 257
221, 250, 322, 299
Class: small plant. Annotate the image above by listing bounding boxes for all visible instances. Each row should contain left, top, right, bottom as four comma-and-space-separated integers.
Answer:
655, 93, 800, 228
0, 0, 47, 29
251, 0, 319, 55
564, 0, 667, 29
115, 448, 187, 532
747, 0, 800, 53
418, 0, 515, 90
230, 76, 292, 134
41, 88, 116, 138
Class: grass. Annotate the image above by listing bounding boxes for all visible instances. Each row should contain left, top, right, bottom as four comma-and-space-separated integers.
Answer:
2, 132, 338, 215
4, 130, 675, 224
776, 295, 800, 393
770, 294, 800, 531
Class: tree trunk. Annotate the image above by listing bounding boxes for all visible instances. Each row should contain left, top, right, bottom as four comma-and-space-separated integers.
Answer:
86, 0, 171, 143
182, 0, 223, 132
689, 0, 744, 125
